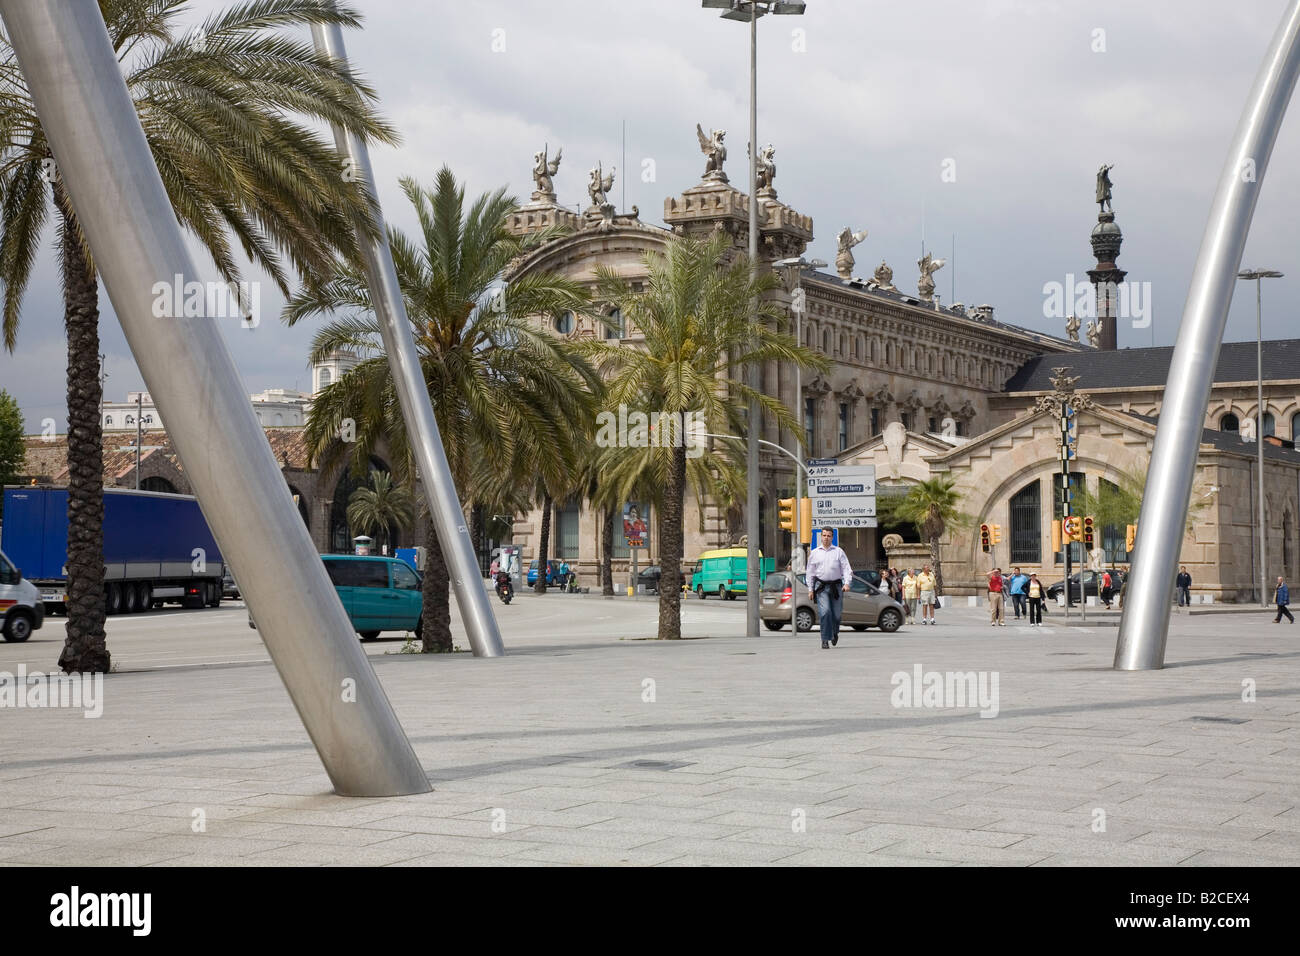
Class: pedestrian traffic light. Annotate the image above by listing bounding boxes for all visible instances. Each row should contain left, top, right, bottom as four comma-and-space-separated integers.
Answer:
980, 523, 991, 552
779, 497, 796, 532
1125, 523, 1137, 553
1082, 515, 1095, 549
991, 523, 1003, 545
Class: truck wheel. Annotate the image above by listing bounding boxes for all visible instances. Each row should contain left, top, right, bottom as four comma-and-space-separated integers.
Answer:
137, 583, 152, 612
106, 583, 122, 615
123, 585, 139, 614
3, 612, 33, 642
207, 582, 221, 607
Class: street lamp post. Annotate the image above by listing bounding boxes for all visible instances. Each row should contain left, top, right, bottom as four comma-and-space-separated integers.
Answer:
776, 256, 827, 570
1237, 268, 1284, 607
702, 0, 808, 637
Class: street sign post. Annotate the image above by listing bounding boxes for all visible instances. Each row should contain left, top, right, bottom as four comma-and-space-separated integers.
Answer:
806, 464, 876, 527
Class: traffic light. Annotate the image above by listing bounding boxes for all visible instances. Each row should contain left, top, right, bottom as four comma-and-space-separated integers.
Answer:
1125, 523, 1137, 553
779, 497, 796, 532
991, 523, 1003, 545
799, 497, 812, 544
1082, 515, 1095, 549
980, 523, 991, 553
1051, 519, 1062, 553
1063, 516, 1081, 541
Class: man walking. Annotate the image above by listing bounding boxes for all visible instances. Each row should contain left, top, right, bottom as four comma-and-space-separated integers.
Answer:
1009, 567, 1028, 620
1176, 567, 1192, 607
917, 565, 937, 625
988, 567, 1006, 626
807, 528, 853, 648
1274, 576, 1294, 623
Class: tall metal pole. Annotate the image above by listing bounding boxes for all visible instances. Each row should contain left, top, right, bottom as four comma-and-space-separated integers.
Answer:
1257, 277, 1266, 607
0, 0, 430, 794
794, 276, 802, 570
1116, 0, 1300, 670
134, 393, 142, 490
310, 19, 504, 657
745, 3, 761, 636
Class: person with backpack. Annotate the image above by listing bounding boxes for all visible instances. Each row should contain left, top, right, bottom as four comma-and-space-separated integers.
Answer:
1275, 576, 1294, 623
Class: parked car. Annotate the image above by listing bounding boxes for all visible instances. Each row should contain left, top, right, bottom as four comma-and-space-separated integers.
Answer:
0, 547, 44, 642
247, 554, 422, 641
1046, 569, 1125, 604
636, 565, 690, 594
691, 548, 776, 600
759, 570, 904, 633
527, 559, 561, 587
222, 568, 240, 600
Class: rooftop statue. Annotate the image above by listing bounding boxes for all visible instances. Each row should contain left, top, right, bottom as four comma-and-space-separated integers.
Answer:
532, 144, 562, 198
1065, 315, 1081, 342
917, 252, 946, 302
587, 163, 615, 209
835, 226, 867, 279
696, 123, 728, 181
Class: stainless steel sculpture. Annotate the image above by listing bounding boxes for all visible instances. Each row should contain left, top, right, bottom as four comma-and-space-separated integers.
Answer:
0, 1, 430, 795
310, 19, 505, 659
1116, 0, 1300, 670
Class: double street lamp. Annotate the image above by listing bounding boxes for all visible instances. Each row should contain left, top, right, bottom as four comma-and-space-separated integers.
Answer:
776, 256, 827, 570
1236, 268, 1284, 607
702, 0, 809, 637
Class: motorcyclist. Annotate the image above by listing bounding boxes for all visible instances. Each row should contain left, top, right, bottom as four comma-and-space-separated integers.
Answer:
495, 569, 513, 600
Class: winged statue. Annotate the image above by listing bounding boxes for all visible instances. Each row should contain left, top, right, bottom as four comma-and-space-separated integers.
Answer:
588, 163, 615, 208
835, 227, 868, 279
917, 252, 946, 302
532, 144, 562, 197
696, 123, 727, 180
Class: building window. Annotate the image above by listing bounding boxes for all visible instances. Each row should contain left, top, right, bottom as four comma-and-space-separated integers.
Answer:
104, 416, 113, 426
1010, 480, 1041, 564
838, 403, 849, 450
1052, 471, 1086, 565
928, 416, 938, 433
318, 367, 332, 391
870, 407, 880, 436
804, 398, 815, 451
1292, 412, 1300, 441
604, 307, 623, 339
1220, 413, 1239, 432
955, 420, 965, 437
555, 497, 580, 559
554, 311, 575, 335
1099, 478, 1126, 564
822, 329, 831, 353
140, 476, 176, 494
900, 412, 912, 431
1263, 412, 1275, 437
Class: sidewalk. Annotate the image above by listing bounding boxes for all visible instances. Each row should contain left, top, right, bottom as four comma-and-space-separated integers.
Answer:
2, 613, 1298, 866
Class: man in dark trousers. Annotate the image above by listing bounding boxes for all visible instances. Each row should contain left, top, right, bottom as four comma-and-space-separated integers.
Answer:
1176, 567, 1192, 607
806, 528, 853, 648
1274, 576, 1294, 623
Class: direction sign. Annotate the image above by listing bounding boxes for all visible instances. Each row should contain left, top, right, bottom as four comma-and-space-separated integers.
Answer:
806, 476, 876, 496
806, 457, 839, 467
806, 463, 875, 479
811, 495, 877, 522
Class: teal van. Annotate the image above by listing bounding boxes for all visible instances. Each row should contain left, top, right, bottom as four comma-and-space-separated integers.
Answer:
690, 548, 775, 600
321, 555, 422, 640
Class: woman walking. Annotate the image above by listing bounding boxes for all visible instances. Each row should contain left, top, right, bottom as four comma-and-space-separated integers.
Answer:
1027, 572, 1044, 627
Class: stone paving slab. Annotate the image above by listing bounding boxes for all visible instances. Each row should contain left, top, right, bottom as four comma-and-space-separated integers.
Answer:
2, 605, 1299, 866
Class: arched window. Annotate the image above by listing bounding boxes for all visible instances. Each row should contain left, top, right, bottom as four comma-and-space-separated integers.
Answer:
942, 355, 949, 376
554, 311, 575, 335
604, 307, 623, 339
330, 457, 391, 553
1221, 413, 1240, 433
887, 342, 895, 365
287, 485, 310, 527
140, 476, 176, 494
318, 367, 332, 391
1291, 411, 1300, 441
1263, 412, 1275, 437
104, 416, 113, 426
822, 328, 831, 353
870, 339, 879, 363
1010, 480, 1041, 563
274, 412, 284, 426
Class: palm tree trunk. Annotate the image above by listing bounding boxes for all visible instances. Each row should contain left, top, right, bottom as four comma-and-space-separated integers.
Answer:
53, 186, 108, 675
930, 534, 944, 595
601, 502, 615, 596
657, 443, 687, 639
534, 493, 552, 594
419, 510, 452, 652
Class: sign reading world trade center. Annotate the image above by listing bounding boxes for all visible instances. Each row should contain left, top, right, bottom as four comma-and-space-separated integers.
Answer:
807, 464, 877, 527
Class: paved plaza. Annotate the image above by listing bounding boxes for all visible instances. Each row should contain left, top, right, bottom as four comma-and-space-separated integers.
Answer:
1, 596, 1298, 866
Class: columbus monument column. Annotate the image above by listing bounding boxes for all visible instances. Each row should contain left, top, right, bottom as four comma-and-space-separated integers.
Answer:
1088, 164, 1127, 351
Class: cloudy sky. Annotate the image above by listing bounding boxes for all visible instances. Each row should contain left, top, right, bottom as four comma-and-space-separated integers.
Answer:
3, 0, 1299, 431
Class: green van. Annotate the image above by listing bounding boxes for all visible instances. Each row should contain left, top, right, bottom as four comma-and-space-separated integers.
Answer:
690, 548, 774, 600
321, 555, 422, 640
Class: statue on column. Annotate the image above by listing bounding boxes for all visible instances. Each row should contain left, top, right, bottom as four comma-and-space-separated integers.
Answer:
531, 144, 562, 200
1086, 319, 1101, 348
1096, 163, 1114, 214
835, 226, 868, 279
696, 124, 728, 181
917, 252, 946, 302
1065, 314, 1081, 342
753, 143, 777, 195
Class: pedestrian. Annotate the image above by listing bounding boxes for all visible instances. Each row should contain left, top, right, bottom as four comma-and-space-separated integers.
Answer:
806, 528, 853, 648
917, 565, 937, 625
1176, 566, 1192, 607
559, 559, 571, 591
489, 557, 499, 578
988, 567, 1006, 626
902, 567, 919, 624
1027, 572, 1044, 627
1009, 566, 1029, 619
1274, 576, 1294, 623
879, 568, 892, 599
1100, 568, 1114, 609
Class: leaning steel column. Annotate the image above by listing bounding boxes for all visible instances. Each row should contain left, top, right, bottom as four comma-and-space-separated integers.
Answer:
1115, 0, 1300, 670
310, 17, 504, 659
1, 1, 430, 795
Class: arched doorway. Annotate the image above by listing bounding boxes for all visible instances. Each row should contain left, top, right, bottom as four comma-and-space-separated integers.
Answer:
140, 476, 177, 494
329, 457, 397, 554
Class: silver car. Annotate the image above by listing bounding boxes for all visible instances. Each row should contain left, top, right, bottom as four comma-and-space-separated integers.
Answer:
760, 570, 905, 633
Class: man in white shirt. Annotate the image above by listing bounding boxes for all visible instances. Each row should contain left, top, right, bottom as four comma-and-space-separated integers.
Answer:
806, 528, 853, 648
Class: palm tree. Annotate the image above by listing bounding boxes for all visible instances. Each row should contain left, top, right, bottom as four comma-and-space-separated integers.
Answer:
888, 476, 968, 594
0, 0, 394, 673
346, 470, 414, 555
582, 232, 826, 639
289, 167, 600, 651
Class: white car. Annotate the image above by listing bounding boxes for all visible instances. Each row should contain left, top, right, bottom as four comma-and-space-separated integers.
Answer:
0, 548, 44, 642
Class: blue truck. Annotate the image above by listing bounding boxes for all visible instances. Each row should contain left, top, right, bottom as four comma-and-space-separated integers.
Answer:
0, 486, 225, 615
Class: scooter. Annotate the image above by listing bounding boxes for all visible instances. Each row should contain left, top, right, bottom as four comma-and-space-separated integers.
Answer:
495, 573, 513, 605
